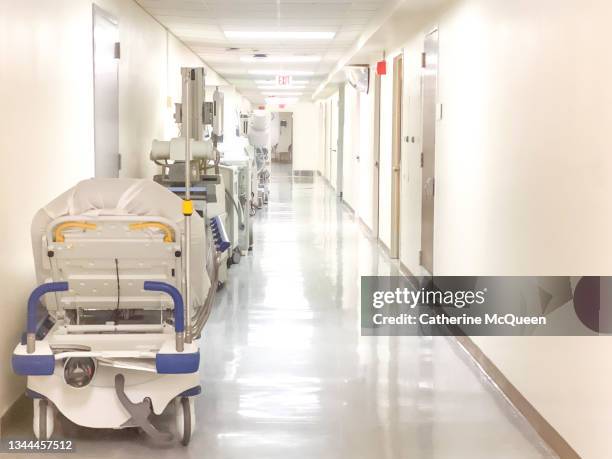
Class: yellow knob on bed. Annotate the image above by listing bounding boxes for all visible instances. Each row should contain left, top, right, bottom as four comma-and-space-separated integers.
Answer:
182, 199, 194, 216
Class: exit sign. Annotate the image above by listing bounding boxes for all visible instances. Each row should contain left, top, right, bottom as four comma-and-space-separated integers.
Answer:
276, 75, 293, 86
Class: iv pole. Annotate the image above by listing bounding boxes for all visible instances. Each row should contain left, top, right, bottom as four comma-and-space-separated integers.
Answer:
182, 69, 193, 348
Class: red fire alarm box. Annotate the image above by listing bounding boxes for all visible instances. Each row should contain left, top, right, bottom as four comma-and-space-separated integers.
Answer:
376, 60, 387, 76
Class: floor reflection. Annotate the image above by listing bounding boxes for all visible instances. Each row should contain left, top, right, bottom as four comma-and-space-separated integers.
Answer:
5, 171, 556, 459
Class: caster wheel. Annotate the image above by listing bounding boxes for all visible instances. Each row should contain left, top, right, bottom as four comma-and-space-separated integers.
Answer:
231, 250, 241, 265
33, 399, 54, 440
175, 397, 195, 446
217, 281, 225, 291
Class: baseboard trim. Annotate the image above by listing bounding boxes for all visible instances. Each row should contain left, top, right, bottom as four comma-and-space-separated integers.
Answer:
454, 335, 580, 458
357, 217, 375, 240
377, 239, 391, 259
341, 199, 355, 215
399, 261, 419, 288
1, 393, 29, 438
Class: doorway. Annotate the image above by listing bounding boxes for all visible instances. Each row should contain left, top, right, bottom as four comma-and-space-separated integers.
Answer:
272, 111, 293, 177
390, 54, 404, 259
420, 30, 439, 274
330, 93, 339, 190
372, 73, 382, 238
92, 5, 120, 178
326, 101, 331, 181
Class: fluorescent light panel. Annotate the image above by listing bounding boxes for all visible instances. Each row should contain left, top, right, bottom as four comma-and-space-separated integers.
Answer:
255, 79, 309, 85
241, 56, 320, 63
257, 85, 306, 90
225, 31, 335, 40
262, 92, 303, 96
248, 70, 314, 76
265, 97, 299, 105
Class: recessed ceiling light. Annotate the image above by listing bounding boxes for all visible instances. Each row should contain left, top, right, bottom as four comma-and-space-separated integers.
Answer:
225, 31, 335, 40
248, 70, 314, 76
262, 92, 303, 96
241, 55, 321, 63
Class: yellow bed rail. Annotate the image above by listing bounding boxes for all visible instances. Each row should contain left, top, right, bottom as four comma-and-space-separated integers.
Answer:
129, 222, 174, 243
54, 222, 97, 243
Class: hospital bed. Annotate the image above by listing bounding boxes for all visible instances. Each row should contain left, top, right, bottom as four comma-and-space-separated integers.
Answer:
12, 178, 216, 445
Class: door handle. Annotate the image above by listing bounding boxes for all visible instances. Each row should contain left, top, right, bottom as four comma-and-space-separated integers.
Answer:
424, 177, 435, 198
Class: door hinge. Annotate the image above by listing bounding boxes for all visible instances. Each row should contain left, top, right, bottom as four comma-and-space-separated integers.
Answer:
432, 178, 436, 196
420, 152, 424, 168
421, 52, 427, 68
117, 154, 122, 171
419, 250, 423, 265
114, 42, 121, 59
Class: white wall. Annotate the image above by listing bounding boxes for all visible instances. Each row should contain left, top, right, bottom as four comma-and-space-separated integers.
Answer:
291, 102, 319, 172
333, 0, 612, 457
432, 2, 612, 457
0, 0, 95, 417
0, 0, 229, 417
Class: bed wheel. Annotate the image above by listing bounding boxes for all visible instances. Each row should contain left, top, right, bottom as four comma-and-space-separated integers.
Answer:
175, 397, 195, 446
231, 250, 241, 265
33, 398, 55, 440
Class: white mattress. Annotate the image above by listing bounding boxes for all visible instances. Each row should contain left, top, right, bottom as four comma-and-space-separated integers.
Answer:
31, 178, 210, 308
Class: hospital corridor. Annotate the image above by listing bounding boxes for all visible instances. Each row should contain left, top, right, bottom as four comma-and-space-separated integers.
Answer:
1, 1, 611, 458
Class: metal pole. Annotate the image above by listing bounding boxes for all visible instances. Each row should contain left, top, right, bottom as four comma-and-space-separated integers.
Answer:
183, 70, 193, 345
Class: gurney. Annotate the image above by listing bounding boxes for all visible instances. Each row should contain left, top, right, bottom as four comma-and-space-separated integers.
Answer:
12, 178, 217, 445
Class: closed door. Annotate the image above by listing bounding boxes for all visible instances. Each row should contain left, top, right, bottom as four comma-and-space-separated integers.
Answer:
421, 30, 439, 273
326, 101, 332, 180
93, 6, 119, 178
372, 73, 382, 238
390, 54, 403, 259
330, 94, 339, 189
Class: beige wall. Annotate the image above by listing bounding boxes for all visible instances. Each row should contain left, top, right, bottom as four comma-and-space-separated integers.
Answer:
328, 0, 612, 457
291, 102, 319, 172
0, 0, 228, 417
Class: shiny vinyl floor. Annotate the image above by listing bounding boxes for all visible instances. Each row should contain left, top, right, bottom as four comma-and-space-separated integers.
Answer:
5, 164, 556, 458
